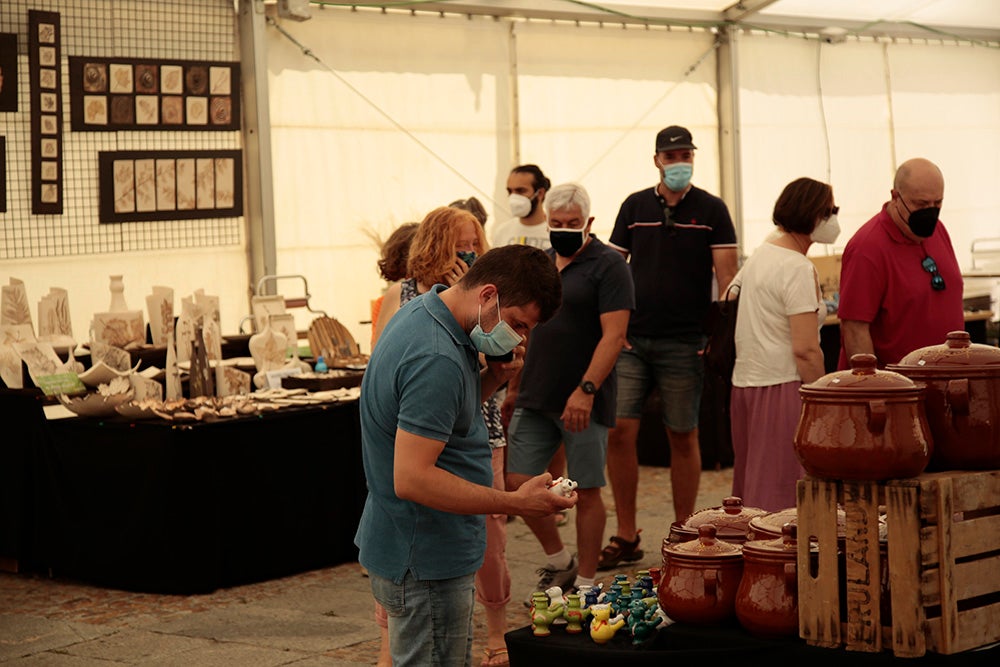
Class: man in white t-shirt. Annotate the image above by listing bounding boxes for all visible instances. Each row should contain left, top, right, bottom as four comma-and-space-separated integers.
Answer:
491, 164, 551, 250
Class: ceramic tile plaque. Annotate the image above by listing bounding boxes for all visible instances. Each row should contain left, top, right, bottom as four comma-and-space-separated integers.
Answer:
69, 56, 240, 132
29, 10, 63, 214
98, 149, 242, 223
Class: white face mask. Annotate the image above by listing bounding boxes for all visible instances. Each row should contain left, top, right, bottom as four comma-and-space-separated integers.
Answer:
811, 213, 841, 244
508, 193, 533, 219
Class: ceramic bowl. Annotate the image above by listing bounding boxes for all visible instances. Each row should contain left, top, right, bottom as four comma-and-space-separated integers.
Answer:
59, 389, 134, 418
77, 361, 131, 388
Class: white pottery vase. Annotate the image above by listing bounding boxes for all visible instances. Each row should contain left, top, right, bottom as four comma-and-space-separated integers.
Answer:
109, 275, 128, 312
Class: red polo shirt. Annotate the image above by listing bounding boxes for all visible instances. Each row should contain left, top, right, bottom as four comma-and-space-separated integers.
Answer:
837, 204, 964, 368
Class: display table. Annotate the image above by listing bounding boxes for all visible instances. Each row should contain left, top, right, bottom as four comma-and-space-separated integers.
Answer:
2, 391, 365, 594
505, 622, 1000, 666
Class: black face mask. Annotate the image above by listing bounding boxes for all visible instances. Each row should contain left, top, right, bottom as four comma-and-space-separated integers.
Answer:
549, 228, 587, 257
899, 196, 940, 238
907, 207, 940, 238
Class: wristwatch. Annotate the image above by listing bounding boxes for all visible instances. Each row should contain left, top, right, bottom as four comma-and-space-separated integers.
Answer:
579, 380, 598, 395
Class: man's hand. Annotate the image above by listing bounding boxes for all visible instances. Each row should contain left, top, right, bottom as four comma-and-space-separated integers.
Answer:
485, 343, 526, 388
511, 473, 577, 518
560, 389, 593, 433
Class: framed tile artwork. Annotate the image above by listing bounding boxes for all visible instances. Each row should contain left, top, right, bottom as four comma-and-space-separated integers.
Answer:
29, 10, 63, 214
98, 149, 243, 223
0, 34, 17, 112
69, 57, 240, 132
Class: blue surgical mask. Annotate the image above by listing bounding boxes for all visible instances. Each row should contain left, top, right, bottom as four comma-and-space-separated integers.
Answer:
661, 162, 693, 192
457, 250, 477, 267
469, 294, 522, 357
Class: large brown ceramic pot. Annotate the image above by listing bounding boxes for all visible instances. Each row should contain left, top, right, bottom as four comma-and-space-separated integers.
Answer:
888, 330, 1000, 471
668, 496, 768, 544
793, 354, 932, 480
658, 524, 744, 624
736, 523, 813, 638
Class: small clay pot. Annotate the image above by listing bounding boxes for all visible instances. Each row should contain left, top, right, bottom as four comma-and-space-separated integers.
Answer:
668, 496, 768, 544
658, 524, 744, 625
736, 523, 814, 638
888, 330, 1000, 471
794, 354, 932, 480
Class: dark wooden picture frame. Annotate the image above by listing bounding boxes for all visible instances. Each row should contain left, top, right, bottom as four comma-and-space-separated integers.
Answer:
98, 149, 243, 223
0, 33, 17, 112
29, 10, 62, 215
0, 137, 7, 212
69, 57, 241, 132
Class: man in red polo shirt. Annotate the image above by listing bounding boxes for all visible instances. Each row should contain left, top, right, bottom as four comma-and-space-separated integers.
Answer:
838, 157, 964, 369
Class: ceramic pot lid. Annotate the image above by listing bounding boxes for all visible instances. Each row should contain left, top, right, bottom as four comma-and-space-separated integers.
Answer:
748, 507, 798, 535
892, 331, 1000, 375
665, 525, 743, 558
750, 506, 848, 538
682, 496, 768, 537
802, 353, 923, 395
743, 523, 812, 557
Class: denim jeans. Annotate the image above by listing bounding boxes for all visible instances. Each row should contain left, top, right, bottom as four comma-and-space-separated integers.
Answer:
615, 333, 706, 431
370, 570, 476, 666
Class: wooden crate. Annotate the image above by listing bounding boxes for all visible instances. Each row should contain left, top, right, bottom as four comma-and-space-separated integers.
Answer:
796, 471, 1000, 657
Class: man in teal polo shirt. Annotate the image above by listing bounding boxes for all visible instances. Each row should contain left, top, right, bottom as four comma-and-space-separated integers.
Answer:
355, 242, 574, 667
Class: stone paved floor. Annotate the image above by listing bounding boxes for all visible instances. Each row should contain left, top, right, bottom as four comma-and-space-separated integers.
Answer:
0, 465, 733, 665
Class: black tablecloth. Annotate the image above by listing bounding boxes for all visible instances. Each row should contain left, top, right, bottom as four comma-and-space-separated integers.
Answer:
506, 622, 1000, 666
2, 393, 365, 594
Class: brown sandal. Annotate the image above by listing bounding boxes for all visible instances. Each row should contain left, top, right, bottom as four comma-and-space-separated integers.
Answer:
597, 530, 644, 570
481, 647, 509, 667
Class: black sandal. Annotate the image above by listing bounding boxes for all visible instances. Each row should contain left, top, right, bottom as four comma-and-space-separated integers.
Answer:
597, 530, 643, 570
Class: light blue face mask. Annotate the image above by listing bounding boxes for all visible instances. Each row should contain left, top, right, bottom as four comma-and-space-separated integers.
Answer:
661, 162, 693, 192
469, 294, 522, 357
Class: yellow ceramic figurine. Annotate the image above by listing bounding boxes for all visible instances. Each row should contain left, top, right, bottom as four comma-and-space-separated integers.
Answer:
588, 603, 625, 644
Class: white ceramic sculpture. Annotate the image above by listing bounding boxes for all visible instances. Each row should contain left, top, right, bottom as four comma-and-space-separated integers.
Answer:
109, 274, 128, 312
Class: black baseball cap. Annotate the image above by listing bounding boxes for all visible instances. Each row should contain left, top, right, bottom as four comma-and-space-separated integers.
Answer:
655, 125, 696, 152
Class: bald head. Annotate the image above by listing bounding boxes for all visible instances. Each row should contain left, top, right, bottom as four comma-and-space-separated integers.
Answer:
890, 158, 945, 241
894, 158, 944, 197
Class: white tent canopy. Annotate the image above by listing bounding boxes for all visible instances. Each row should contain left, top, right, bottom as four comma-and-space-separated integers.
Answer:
265, 1, 1000, 349
5, 1, 997, 349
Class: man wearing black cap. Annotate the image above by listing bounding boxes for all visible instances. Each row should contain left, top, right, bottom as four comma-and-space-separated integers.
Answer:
599, 125, 738, 570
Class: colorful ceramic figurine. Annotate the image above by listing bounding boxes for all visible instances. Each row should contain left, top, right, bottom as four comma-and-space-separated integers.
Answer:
530, 592, 564, 637
588, 603, 625, 644
627, 598, 663, 645
582, 585, 601, 608
562, 593, 591, 634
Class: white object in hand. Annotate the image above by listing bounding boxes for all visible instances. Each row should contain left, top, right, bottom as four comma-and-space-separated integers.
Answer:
548, 476, 578, 497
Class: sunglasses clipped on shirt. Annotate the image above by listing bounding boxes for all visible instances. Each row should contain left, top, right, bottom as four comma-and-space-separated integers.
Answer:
922, 254, 946, 291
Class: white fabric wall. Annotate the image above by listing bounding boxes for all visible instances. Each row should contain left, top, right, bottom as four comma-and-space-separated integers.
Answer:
267, 10, 718, 350
737, 33, 1000, 264
266, 9, 1000, 351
